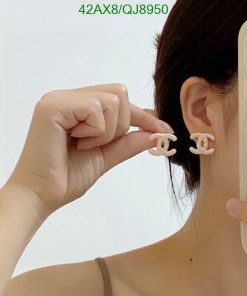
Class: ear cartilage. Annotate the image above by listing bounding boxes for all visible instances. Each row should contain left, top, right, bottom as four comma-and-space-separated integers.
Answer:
148, 133, 177, 157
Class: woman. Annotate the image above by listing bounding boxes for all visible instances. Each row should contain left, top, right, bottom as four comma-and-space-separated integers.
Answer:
2, 0, 247, 295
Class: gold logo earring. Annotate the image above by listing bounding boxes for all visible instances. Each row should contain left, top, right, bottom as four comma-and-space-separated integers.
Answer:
189, 132, 215, 155
148, 133, 177, 157
148, 132, 216, 157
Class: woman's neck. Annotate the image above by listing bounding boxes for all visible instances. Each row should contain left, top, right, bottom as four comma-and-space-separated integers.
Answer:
171, 182, 247, 294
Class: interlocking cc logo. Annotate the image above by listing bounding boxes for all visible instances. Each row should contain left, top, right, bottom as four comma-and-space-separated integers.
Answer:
148, 133, 177, 157
189, 133, 215, 155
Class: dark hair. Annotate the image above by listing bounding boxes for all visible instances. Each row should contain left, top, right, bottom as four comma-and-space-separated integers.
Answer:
153, 0, 246, 218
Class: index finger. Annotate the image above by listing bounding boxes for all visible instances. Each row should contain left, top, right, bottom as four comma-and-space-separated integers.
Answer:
142, 108, 158, 117
129, 103, 174, 133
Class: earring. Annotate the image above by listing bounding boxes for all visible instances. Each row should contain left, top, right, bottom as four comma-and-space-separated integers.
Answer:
148, 132, 216, 157
189, 132, 215, 155
148, 133, 177, 157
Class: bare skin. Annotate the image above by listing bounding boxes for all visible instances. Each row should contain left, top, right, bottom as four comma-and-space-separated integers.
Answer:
105, 76, 246, 296
0, 83, 174, 296
2, 80, 247, 296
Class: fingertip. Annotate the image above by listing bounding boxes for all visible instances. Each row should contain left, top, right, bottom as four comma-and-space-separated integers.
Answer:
226, 198, 242, 214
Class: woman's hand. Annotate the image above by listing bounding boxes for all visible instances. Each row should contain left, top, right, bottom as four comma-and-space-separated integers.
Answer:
4, 83, 174, 215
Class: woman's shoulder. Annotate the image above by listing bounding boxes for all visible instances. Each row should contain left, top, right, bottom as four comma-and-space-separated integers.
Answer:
4, 259, 105, 296
4, 236, 179, 296
102, 235, 183, 295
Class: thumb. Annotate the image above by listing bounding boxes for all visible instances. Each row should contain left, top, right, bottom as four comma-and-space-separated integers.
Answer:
101, 129, 165, 173
226, 198, 247, 222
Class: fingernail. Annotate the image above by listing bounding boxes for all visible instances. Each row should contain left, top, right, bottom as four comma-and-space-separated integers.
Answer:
158, 120, 174, 133
226, 198, 243, 215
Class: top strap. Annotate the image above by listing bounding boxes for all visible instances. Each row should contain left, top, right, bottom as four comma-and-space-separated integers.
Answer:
95, 257, 113, 296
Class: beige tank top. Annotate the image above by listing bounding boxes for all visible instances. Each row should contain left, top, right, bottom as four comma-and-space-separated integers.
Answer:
95, 257, 113, 296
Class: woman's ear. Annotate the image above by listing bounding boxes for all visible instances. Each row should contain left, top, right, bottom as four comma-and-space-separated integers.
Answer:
180, 76, 213, 132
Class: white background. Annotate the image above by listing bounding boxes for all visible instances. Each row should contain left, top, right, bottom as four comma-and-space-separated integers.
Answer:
0, 0, 194, 277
